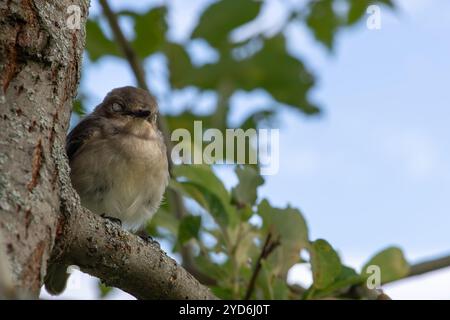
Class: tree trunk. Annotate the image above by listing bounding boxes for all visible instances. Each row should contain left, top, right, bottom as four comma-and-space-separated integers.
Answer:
0, 0, 216, 300
0, 0, 88, 298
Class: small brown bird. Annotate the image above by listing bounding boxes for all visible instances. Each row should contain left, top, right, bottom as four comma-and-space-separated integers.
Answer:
45, 86, 169, 295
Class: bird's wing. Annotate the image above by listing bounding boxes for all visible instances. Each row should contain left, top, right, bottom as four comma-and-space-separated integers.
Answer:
66, 116, 103, 161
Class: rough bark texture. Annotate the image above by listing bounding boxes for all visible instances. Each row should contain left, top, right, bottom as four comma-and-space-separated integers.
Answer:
0, 0, 215, 300
52, 207, 216, 300
0, 0, 88, 297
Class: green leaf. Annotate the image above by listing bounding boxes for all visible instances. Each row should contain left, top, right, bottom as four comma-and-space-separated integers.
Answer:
362, 247, 410, 283
258, 199, 309, 276
232, 35, 319, 114
192, 0, 262, 48
166, 35, 319, 115
312, 266, 364, 298
195, 254, 231, 284
232, 165, 264, 206
329, 265, 363, 290
147, 207, 179, 237
306, 0, 342, 50
379, 0, 395, 8
239, 108, 277, 131
173, 165, 230, 205
233, 223, 259, 267
182, 181, 232, 227
85, 19, 120, 61
172, 165, 238, 227
72, 99, 86, 116
163, 43, 197, 89
98, 281, 113, 298
272, 277, 290, 300
178, 215, 201, 245
236, 204, 254, 222
347, 0, 370, 25
309, 239, 342, 290
257, 259, 290, 300
131, 7, 168, 58
146, 191, 179, 239
211, 286, 234, 300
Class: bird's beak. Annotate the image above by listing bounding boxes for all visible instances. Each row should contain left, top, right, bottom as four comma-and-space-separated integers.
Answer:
131, 110, 151, 119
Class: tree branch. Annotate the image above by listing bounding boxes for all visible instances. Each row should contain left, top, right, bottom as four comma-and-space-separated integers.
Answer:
43, 10, 217, 294
51, 206, 216, 300
409, 254, 450, 278
386, 253, 450, 285
98, 0, 215, 286
244, 232, 280, 300
97, 0, 450, 300
98, 0, 169, 149
344, 253, 450, 299
289, 253, 450, 300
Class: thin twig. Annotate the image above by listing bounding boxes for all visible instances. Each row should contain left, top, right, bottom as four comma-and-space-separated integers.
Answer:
347, 253, 450, 299
386, 253, 450, 285
244, 232, 280, 300
406, 254, 450, 279
98, 0, 216, 286
97, 0, 169, 146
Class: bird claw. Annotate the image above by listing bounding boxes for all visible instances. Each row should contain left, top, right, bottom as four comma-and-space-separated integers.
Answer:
136, 230, 160, 248
100, 213, 122, 226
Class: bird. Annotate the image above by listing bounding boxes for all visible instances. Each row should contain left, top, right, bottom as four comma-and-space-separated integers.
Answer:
44, 86, 169, 295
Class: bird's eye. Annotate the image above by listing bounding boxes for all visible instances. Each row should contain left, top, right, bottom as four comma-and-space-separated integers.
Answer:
111, 102, 123, 112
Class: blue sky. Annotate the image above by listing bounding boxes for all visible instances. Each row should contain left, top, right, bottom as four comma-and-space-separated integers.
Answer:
264, 0, 450, 254
267, 0, 450, 257
42, 0, 450, 299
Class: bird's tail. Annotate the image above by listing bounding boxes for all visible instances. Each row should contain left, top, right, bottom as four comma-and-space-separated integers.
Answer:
44, 263, 70, 295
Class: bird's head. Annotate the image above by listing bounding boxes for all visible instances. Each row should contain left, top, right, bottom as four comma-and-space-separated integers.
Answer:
94, 86, 159, 126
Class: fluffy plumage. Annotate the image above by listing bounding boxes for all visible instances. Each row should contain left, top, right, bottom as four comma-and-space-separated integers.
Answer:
67, 86, 168, 231
45, 86, 169, 295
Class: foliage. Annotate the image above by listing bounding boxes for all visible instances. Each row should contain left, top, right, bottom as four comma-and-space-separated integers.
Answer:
153, 165, 409, 299
78, 0, 407, 299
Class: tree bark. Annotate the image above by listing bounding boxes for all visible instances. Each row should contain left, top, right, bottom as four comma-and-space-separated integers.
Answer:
0, 0, 215, 300
53, 207, 216, 299
0, 0, 88, 297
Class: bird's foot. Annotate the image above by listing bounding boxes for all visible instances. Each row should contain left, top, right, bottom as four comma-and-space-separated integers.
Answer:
100, 213, 122, 226
136, 229, 160, 248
